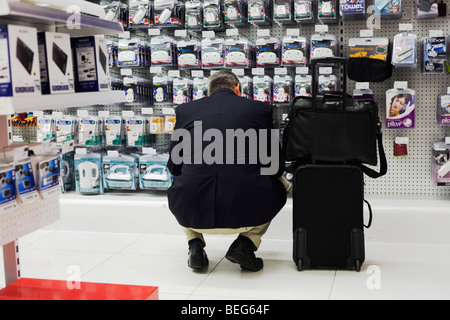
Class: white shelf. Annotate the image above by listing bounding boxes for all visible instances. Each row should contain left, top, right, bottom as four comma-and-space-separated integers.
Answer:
0, 90, 126, 115
0, 1, 123, 36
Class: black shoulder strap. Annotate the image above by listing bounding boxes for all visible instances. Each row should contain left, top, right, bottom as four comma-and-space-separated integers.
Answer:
356, 122, 388, 179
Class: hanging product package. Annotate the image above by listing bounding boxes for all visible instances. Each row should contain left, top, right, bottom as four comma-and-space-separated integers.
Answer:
347, 37, 392, 82
283, 57, 387, 179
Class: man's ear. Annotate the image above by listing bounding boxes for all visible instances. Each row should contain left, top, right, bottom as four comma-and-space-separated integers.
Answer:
234, 83, 241, 96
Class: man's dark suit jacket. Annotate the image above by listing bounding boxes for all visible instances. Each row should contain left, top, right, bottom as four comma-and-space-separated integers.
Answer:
167, 88, 287, 229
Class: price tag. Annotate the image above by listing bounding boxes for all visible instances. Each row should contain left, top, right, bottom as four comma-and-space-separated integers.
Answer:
355, 82, 370, 90
296, 67, 309, 74
399, 23, 413, 32
286, 28, 300, 36
394, 81, 408, 89
107, 150, 119, 157
202, 31, 215, 38
395, 137, 409, 144
257, 29, 270, 37
360, 29, 373, 37
252, 68, 265, 75
445, 137, 450, 145
150, 66, 162, 74
192, 70, 204, 77
315, 24, 328, 33
232, 69, 244, 76
120, 68, 133, 76
429, 30, 444, 37
148, 29, 160, 36
174, 30, 187, 37
168, 70, 180, 78
141, 108, 154, 115
274, 68, 287, 75
226, 28, 239, 37
319, 67, 332, 75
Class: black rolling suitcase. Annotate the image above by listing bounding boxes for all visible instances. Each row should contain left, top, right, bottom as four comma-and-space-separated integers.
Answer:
292, 164, 372, 272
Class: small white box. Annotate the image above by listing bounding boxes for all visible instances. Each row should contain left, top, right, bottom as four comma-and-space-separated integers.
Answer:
0, 24, 41, 97
71, 35, 111, 92
38, 31, 75, 95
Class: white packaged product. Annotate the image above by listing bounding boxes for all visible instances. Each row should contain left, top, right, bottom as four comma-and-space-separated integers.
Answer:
318, 0, 338, 23
282, 35, 309, 66
201, 36, 225, 68
203, 0, 224, 29
273, 74, 294, 103
152, 74, 173, 104
150, 35, 176, 67
392, 33, 417, 68
173, 77, 192, 105
139, 153, 173, 190
104, 115, 123, 146
185, 0, 203, 30
294, 74, 312, 97
0, 24, 41, 97
193, 77, 208, 100
253, 75, 273, 103
310, 33, 339, 60
256, 36, 281, 67
225, 36, 255, 68
177, 38, 201, 68
294, 0, 314, 23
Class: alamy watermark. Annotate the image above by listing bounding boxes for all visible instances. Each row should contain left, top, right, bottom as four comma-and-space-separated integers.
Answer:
170, 121, 280, 176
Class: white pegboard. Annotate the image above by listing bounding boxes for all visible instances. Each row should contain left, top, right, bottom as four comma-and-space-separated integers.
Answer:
0, 191, 60, 247
66, 0, 450, 197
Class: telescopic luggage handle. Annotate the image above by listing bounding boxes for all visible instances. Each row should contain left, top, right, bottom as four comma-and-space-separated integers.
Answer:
310, 57, 348, 109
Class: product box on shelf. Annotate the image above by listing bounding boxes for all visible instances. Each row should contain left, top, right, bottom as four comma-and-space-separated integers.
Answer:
138, 153, 173, 190
74, 151, 103, 195
103, 153, 138, 191
36, 155, 60, 199
71, 35, 111, 92
386, 84, 416, 129
0, 24, 41, 98
437, 90, 450, 126
15, 160, 40, 204
432, 141, 450, 186
37, 31, 75, 95
0, 165, 18, 214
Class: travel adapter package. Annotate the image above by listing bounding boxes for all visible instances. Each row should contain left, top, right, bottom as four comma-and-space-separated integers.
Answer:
103, 153, 138, 191
255, 34, 281, 67
201, 34, 225, 68
374, 0, 402, 18
78, 115, 102, 146
432, 141, 450, 186
152, 73, 173, 104
392, 33, 418, 69
274, 0, 295, 25
192, 74, 209, 100
74, 150, 103, 195
125, 115, 148, 147
386, 83, 416, 129
185, 0, 203, 30
294, 70, 312, 97
71, 35, 110, 92
224, 0, 249, 27
253, 73, 273, 103
248, 0, 273, 26
225, 31, 255, 68
0, 165, 18, 214
117, 38, 144, 68
0, 24, 41, 97
236, 72, 253, 99
281, 32, 309, 67
154, 0, 184, 28
128, 0, 152, 28
437, 89, 450, 126
294, 0, 314, 23
104, 115, 123, 146
38, 31, 75, 95
273, 70, 293, 103
310, 33, 339, 60
101, 0, 129, 28
318, 74, 339, 92
176, 38, 201, 69
54, 115, 78, 143
150, 35, 177, 67
123, 76, 152, 104
139, 153, 173, 190
172, 76, 193, 105
203, 0, 225, 30
318, 0, 338, 23
36, 114, 54, 143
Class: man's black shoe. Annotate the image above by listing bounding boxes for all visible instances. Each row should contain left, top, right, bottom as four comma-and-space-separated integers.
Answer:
225, 235, 263, 272
188, 239, 209, 270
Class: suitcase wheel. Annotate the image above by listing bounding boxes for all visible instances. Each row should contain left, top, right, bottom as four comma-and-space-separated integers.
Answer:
297, 259, 302, 271
354, 259, 361, 272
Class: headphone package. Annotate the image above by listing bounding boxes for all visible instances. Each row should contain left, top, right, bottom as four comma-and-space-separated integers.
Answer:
281, 34, 309, 67
392, 33, 417, 69
37, 31, 75, 95
248, 0, 273, 26
437, 89, 450, 126
176, 38, 201, 69
0, 24, 41, 98
103, 153, 138, 191
74, 151, 103, 195
185, 0, 203, 30
224, 0, 249, 27
386, 85, 416, 129
225, 34, 255, 68
318, 0, 338, 23
201, 35, 225, 68
150, 35, 177, 67
294, 0, 314, 24
0, 165, 18, 214
71, 35, 111, 92
139, 153, 173, 190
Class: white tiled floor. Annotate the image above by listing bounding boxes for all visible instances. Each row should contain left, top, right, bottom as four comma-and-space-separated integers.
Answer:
2, 230, 450, 300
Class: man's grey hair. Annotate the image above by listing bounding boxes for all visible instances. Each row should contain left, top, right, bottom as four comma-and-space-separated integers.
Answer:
208, 69, 240, 95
